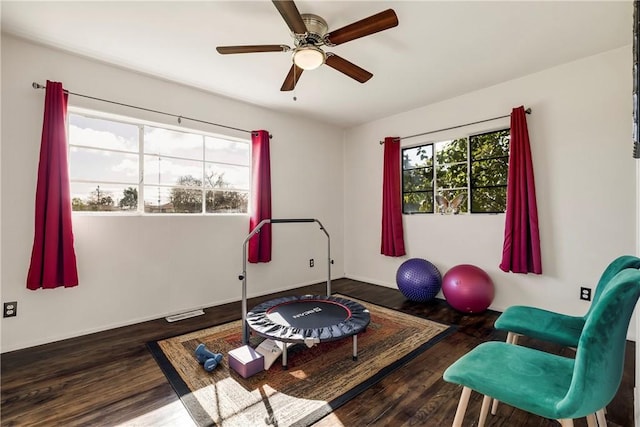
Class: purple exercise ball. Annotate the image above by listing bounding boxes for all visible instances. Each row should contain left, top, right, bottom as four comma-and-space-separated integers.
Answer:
442, 264, 495, 313
396, 258, 442, 302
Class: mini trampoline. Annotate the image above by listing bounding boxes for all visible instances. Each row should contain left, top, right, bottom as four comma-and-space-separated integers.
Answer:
247, 294, 370, 368
239, 219, 371, 369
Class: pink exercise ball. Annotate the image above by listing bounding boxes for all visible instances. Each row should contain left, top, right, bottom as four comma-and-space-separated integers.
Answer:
442, 264, 495, 313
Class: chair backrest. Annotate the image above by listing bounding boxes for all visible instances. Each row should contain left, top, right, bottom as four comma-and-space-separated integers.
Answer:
584, 255, 640, 318
556, 268, 640, 418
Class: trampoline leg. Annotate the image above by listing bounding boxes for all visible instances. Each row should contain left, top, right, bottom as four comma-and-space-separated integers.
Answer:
282, 342, 288, 370
353, 335, 358, 361
243, 323, 250, 346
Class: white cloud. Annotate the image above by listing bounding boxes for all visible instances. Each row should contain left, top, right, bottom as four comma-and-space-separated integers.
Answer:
69, 125, 137, 152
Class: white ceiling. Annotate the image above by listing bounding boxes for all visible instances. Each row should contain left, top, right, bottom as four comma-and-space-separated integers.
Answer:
1, 1, 633, 128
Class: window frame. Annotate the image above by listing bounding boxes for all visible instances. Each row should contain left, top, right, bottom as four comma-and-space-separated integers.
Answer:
67, 107, 251, 216
401, 127, 510, 215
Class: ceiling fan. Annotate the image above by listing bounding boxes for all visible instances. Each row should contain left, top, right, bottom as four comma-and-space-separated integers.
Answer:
216, 0, 399, 91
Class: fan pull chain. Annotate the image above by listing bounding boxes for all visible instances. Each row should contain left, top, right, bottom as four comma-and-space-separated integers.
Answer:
293, 65, 298, 101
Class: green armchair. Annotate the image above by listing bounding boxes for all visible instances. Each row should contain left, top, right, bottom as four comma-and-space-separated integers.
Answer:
443, 268, 640, 426
491, 255, 640, 417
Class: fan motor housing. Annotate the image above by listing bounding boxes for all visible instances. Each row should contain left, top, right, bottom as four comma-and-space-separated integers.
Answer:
298, 14, 328, 46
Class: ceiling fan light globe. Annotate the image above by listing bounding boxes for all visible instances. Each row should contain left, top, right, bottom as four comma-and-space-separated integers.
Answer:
293, 46, 325, 70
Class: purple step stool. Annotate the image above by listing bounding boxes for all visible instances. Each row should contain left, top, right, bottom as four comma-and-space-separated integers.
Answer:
228, 345, 264, 378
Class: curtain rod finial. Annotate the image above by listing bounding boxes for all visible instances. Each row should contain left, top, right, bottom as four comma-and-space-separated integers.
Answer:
525, 107, 532, 114
32, 82, 45, 89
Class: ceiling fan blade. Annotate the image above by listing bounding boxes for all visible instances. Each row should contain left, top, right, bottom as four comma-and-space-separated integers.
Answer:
272, 0, 307, 34
325, 55, 373, 83
281, 64, 304, 91
216, 45, 289, 54
325, 9, 398, 46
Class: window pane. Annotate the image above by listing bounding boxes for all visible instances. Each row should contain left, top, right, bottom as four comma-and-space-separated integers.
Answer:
471, 187, 507, 213
71, 182, 136, 212
205, 137, 249, 166
144, 186, 173, 213
403, 192, 432, 213
144, 126, 203, 160
403, 146, 433, 169
144, 155, 202, 187
204, 163, 249, 190
206, 190, 248, 213
170, 186, 203, 213
472, 158, 509, 187
403, 168, 432, 192
435, 138, 467, 164
435, 191, 467, 214
144, 185, 203, 213
436, 163, 467, 188
70, 147, 138, 184
69, 114, 138, 153
470, 129, 510, 160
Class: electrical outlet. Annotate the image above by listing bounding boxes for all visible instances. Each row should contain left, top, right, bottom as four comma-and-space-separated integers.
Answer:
3, 301, 17, 318
309, 259, 314, 268
580, 287, 592, 301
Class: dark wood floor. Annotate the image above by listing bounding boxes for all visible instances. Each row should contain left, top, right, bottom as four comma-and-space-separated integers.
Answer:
1, 278, 634, 426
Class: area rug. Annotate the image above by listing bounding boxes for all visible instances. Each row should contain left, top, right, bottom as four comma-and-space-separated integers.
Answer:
148, 295, 454, 427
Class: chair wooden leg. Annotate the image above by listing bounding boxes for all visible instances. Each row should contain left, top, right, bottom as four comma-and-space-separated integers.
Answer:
558, 419, 574, 427
595, 408, 607, 426
478, 395, 491, 427
452, 386, 472, 427
586, 413, 597, 427
490, 397, 499, 415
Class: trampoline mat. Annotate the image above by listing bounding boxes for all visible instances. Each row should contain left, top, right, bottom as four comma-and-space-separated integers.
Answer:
247, 295, 370, 343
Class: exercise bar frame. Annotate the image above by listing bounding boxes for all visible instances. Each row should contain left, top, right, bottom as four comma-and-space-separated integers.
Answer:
239, 218, 332, 345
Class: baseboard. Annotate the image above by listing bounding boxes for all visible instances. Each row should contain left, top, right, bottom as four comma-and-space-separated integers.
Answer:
343, 273, 394, 289
1, 277, 343, 353
343, 274, 509, 313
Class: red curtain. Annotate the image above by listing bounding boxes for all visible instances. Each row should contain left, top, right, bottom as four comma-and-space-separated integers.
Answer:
381, 137, 406, 257
248, 130, 272, 263
26, 81, 79, 289
499, 106, 542, 274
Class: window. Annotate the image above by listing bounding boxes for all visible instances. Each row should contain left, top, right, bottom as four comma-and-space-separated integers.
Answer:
68, 111, 250, 214
469, 129, 510, 213
402, 128, 510, 214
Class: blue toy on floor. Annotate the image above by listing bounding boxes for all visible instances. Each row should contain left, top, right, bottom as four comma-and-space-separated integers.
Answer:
195, 343, 223, 372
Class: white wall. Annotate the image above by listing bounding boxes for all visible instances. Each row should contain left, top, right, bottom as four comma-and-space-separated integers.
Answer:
344, 46, 637, 332
2, 34, 637, 352
0, 35, 345, 352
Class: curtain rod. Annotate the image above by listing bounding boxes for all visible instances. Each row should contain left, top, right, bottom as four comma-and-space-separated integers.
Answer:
31, 82, 271, 138
379, 108, 531, 145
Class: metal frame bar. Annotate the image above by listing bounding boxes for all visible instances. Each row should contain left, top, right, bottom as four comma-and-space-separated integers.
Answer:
239, 218, 331, 345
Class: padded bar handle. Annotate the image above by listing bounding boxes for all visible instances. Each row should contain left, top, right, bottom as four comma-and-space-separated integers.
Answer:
270, 218, 315, 223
